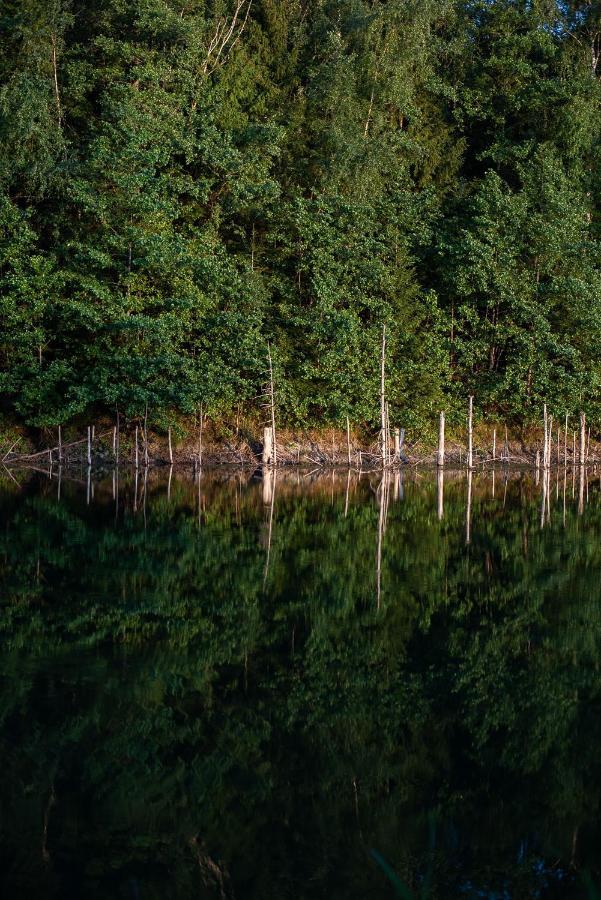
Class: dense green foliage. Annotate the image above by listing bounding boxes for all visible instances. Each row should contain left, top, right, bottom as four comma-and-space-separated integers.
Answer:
1, 470, 601, 897
1, 1, 600, 431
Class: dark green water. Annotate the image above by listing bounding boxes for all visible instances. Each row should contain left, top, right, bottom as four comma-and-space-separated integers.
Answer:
1, 467, 601, 899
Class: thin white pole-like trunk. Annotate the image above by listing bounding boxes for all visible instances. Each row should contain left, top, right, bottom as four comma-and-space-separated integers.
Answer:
58, 426, 62, 465
380, 326, 387, 468
580, 412, 586, 466
198, 403, 204, 468
543, 404, 548, 469
385, 401, 391, 466
87, 426, 92, 467
564, 413, 568, 466
467, 396, 473, 470
492, 427, 496, 462
168, 426, 173, 465
586, 426, 591, 463
144, 405, 149, 468
135, 426, 139, 470
437, 412, 445, 468
267, 344, 277, 467
346, 417, 352, 468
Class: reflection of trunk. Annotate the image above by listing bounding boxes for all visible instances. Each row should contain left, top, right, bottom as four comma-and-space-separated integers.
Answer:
42, 785, 55, 863
344, 468, 351, 517
465, 470, 472, 544
263, 469, 276, 586
571, 823, 579, 869
189, 836, 234, 900
376, 474, 389, 608
578, 465, 585, 516
437, 468, 444, 520
540, 469, 548, 529
114, 467, 119, 522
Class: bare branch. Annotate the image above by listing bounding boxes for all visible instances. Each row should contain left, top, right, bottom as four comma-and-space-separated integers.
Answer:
202, 0, 252, 77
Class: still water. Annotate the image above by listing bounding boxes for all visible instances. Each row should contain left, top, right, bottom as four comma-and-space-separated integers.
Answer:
1, 466, 601, 899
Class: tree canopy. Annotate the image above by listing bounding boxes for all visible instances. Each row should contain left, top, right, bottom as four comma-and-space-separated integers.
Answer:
1, 0, 600, 430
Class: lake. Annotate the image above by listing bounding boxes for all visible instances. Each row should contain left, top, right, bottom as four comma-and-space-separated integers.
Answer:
1, 466, 600, 899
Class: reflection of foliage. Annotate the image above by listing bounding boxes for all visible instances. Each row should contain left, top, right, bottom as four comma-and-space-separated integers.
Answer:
1, 472, 601, 898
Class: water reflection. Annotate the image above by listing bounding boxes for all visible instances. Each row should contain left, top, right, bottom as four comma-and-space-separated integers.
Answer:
1, 467, 601, 899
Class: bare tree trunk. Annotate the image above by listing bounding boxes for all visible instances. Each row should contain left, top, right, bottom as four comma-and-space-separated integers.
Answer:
385, 401, 391, 466
580, 412, 586, 467
58, 426, 62, 465
437, 411, 445, 468
492, 427, 496, 462
135, 426, 139, 470
543, 404, 548, 469
144, 405, 149, 468
346, 416, 352, 468
380, 326, 387, 468
467, 396, 473, 470
586, 426, 591, 463
198, 403, 204, 469
51, 34, 62, 128
267, 344, 277, 467
263, 426, 273, 466
168, 427, 173, 465
87, 426, 92, 467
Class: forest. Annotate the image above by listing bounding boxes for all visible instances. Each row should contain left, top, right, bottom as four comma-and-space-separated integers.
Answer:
1, 0, 600, 436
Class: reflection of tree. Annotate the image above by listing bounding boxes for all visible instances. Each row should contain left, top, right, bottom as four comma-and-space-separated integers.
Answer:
1, 473, 601, 898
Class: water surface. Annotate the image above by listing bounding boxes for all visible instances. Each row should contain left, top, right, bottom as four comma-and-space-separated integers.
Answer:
1, 467, 600, 899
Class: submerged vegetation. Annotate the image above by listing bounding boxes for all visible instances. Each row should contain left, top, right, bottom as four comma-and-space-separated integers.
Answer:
1, 1, 600, 435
